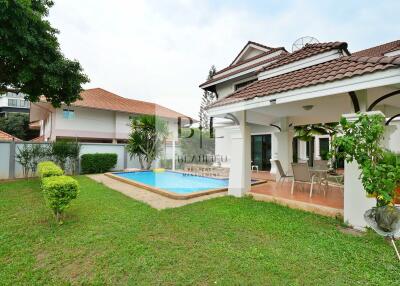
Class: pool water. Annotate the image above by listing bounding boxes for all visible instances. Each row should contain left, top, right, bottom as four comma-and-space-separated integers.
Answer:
114, 171, 229, 194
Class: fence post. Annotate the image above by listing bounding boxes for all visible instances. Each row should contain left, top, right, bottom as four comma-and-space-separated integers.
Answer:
9, 141, 16, 179
123, 145, 128, 170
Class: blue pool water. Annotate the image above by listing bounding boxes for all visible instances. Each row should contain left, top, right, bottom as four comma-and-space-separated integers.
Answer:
114, 171, 229, 194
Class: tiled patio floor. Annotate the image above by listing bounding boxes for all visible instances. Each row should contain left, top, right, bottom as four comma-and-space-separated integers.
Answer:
250, 171, 344, 217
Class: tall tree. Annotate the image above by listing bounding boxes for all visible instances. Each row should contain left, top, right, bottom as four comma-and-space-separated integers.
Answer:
0, 0, 89, 107
199, 65, 217, 129
0, 113, 39, 140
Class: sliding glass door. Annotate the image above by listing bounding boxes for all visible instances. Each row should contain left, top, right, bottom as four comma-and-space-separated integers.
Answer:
251, 134, 272, 171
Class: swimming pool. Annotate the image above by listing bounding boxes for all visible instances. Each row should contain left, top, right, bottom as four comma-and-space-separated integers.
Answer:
107, 170, 233, 199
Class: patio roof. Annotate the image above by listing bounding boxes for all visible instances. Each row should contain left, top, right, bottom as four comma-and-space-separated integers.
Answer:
207, 55, 400, 109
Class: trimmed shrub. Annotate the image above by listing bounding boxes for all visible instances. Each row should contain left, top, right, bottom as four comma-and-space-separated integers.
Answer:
42, 175, 79, 222
81, 153, 118, 174
37, 161, 64, 178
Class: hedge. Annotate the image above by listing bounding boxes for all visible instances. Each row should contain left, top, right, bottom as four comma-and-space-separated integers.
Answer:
37, 161, 64, 178
42, 175, 79, 221
81, 153, 118, 174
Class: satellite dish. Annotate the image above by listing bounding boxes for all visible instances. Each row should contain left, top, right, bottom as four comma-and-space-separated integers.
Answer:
292, 36, 319, 52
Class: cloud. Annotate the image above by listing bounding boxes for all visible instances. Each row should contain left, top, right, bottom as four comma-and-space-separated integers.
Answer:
48, 0, 400, 118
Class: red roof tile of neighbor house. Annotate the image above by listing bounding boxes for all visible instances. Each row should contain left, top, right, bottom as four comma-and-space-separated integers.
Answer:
208, 55, 400, 109
353, 40, 400, 56
30, 135, 44, 142
0, 130, 21, 141
70, 88, 192, 120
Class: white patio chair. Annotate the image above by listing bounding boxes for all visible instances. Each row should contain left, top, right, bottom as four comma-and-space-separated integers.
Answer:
272, 159, 293, 184
251, 161, 259, 172
291, 163, 316, 198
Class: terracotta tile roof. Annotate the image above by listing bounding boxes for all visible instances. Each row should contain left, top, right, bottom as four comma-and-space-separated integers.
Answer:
213, 47, 288, 77
200, 42, 347, 89
200, 51, 287, 88
208, 55, 400, 109
261, 42, 349, 72
0, 130, 21, 141
70, 88, 192, 120
353, 40, 400, 56
30, 135, 44, 142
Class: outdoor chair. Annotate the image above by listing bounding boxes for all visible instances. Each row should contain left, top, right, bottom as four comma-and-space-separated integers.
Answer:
291, 163, 316, 198
312, 159, 329, 189
272, 159, 293, 184
251, 161, 259, 172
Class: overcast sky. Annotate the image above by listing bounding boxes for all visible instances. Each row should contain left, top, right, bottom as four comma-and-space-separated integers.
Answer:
48, 0, 400, 119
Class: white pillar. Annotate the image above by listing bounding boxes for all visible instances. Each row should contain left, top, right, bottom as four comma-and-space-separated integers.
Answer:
342, 111, 384, 230
298, 140, 308, 162
227, 111, 251, 197
270, 133, 279, 174
314, 136, 321, 160
270, 118, 292, 180
344, 160, 375, 230
172, 140, 176, 171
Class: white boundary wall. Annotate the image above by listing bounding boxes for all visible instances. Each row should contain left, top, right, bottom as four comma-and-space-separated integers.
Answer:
0, 141, 143, 180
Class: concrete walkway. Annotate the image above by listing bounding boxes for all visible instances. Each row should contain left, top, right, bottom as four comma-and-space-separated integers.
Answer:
87, 174, 227, 210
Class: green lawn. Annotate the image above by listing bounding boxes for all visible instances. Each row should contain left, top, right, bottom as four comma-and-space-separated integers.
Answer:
0, 177, 399, 285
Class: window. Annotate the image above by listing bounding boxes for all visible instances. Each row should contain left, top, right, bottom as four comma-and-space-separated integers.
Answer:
8, 99, 18, 107
63, 109, 75, 120
234, 79, 256, 91
20, 100, 30, 108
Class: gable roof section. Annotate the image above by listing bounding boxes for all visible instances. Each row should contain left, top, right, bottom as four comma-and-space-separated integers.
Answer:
200, 50, 287, 88
260, 42, 349, 72
353, 40, 400, 56
0, 130, 21, 141
230, 41, 276, 66
70, 88, 191, 120
208, 55, 400, 109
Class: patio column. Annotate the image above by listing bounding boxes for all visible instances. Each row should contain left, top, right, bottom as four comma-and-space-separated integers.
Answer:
343, 111, 384, 230
227, 110, 251, 197
270, 118, 292, 180
314, 137, 321, 160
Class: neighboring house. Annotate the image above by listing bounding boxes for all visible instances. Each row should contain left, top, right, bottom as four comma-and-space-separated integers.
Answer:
200, 39, 400, 171
0, 130, 21, 142
0, 92, 30, 117
29, 88, 192, 143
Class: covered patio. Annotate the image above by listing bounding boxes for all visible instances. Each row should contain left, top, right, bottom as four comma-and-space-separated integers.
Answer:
208, 57, 400, 229
250, 170, 343, 216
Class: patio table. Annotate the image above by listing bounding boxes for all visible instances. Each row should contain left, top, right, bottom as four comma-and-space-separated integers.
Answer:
310, 168, 329, 189
327, 173, 344, 187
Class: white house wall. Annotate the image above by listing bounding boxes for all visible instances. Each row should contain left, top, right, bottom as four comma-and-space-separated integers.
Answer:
54, 107, 115, 139
384, 120, 400, 153
216, 81, 236, 99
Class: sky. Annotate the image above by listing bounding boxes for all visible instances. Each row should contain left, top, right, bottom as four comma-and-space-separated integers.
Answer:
48, 0, 400, 119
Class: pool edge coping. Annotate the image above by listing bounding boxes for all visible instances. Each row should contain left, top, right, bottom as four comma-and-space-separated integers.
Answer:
104, 170, 266, 200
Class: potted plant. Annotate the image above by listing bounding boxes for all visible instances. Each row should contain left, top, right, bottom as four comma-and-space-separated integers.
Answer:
331, 114, 400, 233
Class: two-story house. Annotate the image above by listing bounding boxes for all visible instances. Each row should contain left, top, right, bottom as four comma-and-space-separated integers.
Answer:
29, 88, 192, 144
200, 39, 400, 171
0, 92, 30, 117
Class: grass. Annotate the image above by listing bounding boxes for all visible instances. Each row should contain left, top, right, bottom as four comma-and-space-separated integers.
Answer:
0, 176, 399, 285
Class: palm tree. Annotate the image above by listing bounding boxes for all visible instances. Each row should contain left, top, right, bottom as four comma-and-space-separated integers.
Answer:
126, 115, 169, 169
